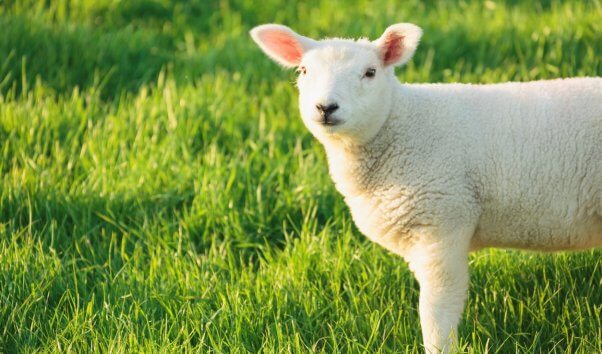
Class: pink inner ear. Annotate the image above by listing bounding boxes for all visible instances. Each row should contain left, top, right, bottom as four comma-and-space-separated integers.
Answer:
383, 32, 404, 65
260, 31, 303, 64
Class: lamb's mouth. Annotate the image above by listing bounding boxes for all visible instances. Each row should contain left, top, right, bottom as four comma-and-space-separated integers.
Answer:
319, 116, 343, 126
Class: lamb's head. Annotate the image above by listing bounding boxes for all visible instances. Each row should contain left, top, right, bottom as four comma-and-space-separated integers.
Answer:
250, 23, 422, 144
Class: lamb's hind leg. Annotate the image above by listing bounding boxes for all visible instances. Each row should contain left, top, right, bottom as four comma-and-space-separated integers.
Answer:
405, 233, 471, 354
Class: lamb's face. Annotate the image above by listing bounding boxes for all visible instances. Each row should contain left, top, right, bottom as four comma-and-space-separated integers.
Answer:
251, 23, 422, 144
296, 41, 393, 142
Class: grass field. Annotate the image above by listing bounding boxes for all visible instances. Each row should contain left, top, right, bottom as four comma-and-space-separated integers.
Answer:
0, 0, 601, 352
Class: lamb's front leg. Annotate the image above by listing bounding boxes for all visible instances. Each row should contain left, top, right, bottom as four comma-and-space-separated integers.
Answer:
406, 238, 470, 353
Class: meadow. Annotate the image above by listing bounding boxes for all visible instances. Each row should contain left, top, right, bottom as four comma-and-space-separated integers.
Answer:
0, 0, 601, 352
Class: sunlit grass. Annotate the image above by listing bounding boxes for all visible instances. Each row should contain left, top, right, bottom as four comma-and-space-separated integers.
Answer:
0, 0, 601, 352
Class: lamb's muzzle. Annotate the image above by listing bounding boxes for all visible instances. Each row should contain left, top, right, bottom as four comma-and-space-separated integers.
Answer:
316, 102, 340, 125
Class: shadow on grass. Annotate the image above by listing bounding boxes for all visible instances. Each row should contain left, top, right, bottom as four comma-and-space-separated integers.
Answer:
0, 14, 170, 99
0, 190, 189, 255
0, 185, 338, 351
0, 181, 333, 267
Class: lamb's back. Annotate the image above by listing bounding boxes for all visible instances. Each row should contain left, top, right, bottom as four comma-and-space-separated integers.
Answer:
458, 78, 602, 250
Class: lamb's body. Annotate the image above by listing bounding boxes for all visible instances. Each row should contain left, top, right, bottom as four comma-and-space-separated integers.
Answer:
328, 78, 602, 258
251, 23, 602, 353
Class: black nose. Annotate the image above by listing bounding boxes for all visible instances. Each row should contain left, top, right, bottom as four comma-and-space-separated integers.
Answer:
316, 103, 339, 118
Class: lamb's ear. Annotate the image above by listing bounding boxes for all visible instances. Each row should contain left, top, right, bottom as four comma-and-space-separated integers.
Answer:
375, 23, 422, 67
250, 24, 317, 68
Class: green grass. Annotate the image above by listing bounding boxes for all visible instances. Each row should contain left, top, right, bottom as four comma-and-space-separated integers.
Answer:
0, 0, 601, 352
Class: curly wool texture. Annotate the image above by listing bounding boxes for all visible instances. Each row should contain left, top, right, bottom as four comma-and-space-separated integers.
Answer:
328, 78, 602, 255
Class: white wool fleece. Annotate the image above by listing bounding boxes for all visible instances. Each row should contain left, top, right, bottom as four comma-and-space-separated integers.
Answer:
251, 23, 602, 353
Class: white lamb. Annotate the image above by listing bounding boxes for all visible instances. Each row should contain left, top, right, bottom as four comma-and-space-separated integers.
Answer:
250, 23, 602, 353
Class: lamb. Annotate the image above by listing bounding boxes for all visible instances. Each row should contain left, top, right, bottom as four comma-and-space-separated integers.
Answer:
250, 23, 602, 353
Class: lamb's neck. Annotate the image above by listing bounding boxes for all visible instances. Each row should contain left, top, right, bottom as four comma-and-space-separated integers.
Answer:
320, 82, 419, 197
322, 105, 410, 198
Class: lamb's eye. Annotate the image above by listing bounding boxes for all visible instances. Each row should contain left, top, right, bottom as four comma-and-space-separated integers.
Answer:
364, 68, 376, 78
297, 66, 307, 75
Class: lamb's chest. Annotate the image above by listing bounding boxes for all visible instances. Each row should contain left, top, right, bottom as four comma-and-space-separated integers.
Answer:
344, 191, 415, 255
